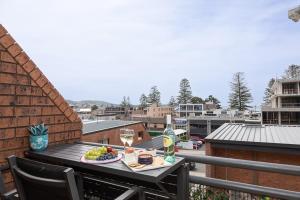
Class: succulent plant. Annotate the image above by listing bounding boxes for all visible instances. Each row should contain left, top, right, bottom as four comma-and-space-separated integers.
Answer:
28, 123, 48, 136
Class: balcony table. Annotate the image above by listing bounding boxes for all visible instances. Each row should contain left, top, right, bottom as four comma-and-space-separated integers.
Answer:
25, 143, 188, 200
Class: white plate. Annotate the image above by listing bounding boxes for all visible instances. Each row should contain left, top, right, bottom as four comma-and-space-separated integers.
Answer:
80, 153, 122, 164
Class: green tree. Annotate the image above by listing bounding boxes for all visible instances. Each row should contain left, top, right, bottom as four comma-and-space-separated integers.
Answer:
228, 72, 253, 111
177, 78, 193, 104
205, 95, 221, 109
168, 96, 177, 107
120, 96, 128, 108
139, 93, 148, 108
283, 64, 300, 79
263, 78, 275, 105
191, 96, 203, 104
148, 86, 161, 105
91, 105, 98, 111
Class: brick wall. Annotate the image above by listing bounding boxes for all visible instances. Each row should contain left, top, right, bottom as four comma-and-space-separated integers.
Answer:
82, 123, 151, 146
0, 24, 82, 189
206, 144, 300, 192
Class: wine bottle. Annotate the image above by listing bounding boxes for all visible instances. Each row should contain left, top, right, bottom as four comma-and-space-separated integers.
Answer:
163, 115, 176, 164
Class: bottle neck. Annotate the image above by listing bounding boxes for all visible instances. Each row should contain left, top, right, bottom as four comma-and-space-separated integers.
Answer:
166, 123, 172, 128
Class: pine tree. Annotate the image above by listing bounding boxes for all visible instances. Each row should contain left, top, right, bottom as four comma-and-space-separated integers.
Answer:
120, 96, 127, 108
263, 78, 275, 105
191, 96, 203, 104
177, 78, 193, 104
168, 96, 177, 107
139, 93, 148, 108
283, 64, 300, 79
148, 86, 161, 105
228, 72, 253, 111
205, 95, 221, 109
126, 96, 131, 107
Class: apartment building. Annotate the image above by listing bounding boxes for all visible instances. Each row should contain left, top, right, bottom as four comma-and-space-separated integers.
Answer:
178, 103, 203, 117
145, 103, 173, 118
262, 78, 300, 125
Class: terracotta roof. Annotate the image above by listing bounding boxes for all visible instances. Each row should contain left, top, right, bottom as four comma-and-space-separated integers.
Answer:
0, 24, 80, 122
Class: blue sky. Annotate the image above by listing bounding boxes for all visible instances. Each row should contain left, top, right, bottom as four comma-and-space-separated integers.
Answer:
1, 1, 300, 107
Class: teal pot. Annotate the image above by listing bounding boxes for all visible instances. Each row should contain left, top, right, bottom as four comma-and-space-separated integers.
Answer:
29, 134, 48, 151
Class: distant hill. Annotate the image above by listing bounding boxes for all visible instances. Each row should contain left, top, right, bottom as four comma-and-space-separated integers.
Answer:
67, 100, 117, 108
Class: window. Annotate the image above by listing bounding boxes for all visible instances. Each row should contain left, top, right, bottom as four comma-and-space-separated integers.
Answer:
99, 138, 109, 144
138, 131, 143, 140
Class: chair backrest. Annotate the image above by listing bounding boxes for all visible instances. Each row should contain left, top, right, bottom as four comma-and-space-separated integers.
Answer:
7, 156, 80, 200
0, 165, 8, 195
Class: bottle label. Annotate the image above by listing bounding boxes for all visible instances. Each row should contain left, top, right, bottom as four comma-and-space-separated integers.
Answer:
163, 135, 173, 148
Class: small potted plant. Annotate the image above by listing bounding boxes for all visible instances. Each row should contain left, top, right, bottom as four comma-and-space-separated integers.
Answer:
28, 123, 48, 151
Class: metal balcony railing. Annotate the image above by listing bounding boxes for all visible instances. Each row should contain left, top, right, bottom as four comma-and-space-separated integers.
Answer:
282, 89, 298, 94
281, 102, 300, 108
79, 142, 300, 200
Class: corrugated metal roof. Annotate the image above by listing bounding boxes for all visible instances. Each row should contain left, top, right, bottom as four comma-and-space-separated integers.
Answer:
135, 135, 181, 150
205, 123, 300, 148
134, 135, 164, 150
83, 120, 142, 134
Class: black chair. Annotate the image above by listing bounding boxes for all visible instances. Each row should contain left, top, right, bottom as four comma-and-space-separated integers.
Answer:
7, 156, 143, 200
0, 165, 18, 200
7, 156, 80, 200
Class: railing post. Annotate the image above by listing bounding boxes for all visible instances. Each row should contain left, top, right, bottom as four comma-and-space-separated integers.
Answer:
176, 164, 189, 200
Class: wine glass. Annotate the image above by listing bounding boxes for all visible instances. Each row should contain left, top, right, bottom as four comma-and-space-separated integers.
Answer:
125, 129, 135, 147
120, 128, 128, 152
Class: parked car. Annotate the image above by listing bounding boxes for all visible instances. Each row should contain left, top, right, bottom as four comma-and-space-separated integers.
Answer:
191, 139, 202, 150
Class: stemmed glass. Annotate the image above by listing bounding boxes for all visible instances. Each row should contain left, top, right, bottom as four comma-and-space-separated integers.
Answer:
125, 129, 134, 147
120, 128, 128, 152
119, 128, 135, 152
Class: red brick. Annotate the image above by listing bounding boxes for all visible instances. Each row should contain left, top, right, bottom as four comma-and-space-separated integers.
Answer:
15, 107, 42, 117
17, 65, 27, 75
42, 83, 53, 94
35, 75, 48, 87
16, 117, 29, 126
31, 87, 43, 96
31, 96, 52, 105
31, 81, 37, 86
17, 75, 30, 85
0, 44, 5, 51
49, 124, 65, 133
1, 52, 16, 63
54, 95, 64, 106
16, 96, 30, 105
0, 73, 16, 84
42, 107, 61, 115
0, 84, 15, 95
69, 113, 78, 122
22, 60, 36, 73
15, 52, 29, 65
0, 34, 15, 48
64, 108, 73, 118
0, 107, 14, 117
0, 25, 7, 37
15, 127, 29, 137
59, 102, 68, 112
16, 85, 31, 95
0, 96, 15, 106
54, 115, 68, 124
49, 89, 59, 100
7, 44, 22, 57
0, 137, 28, 150
40, 116, 55, 124
0, 62, 16, 73
0, 128, 15, 139
30, 68, 41, 81
0, 117, 16, 128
